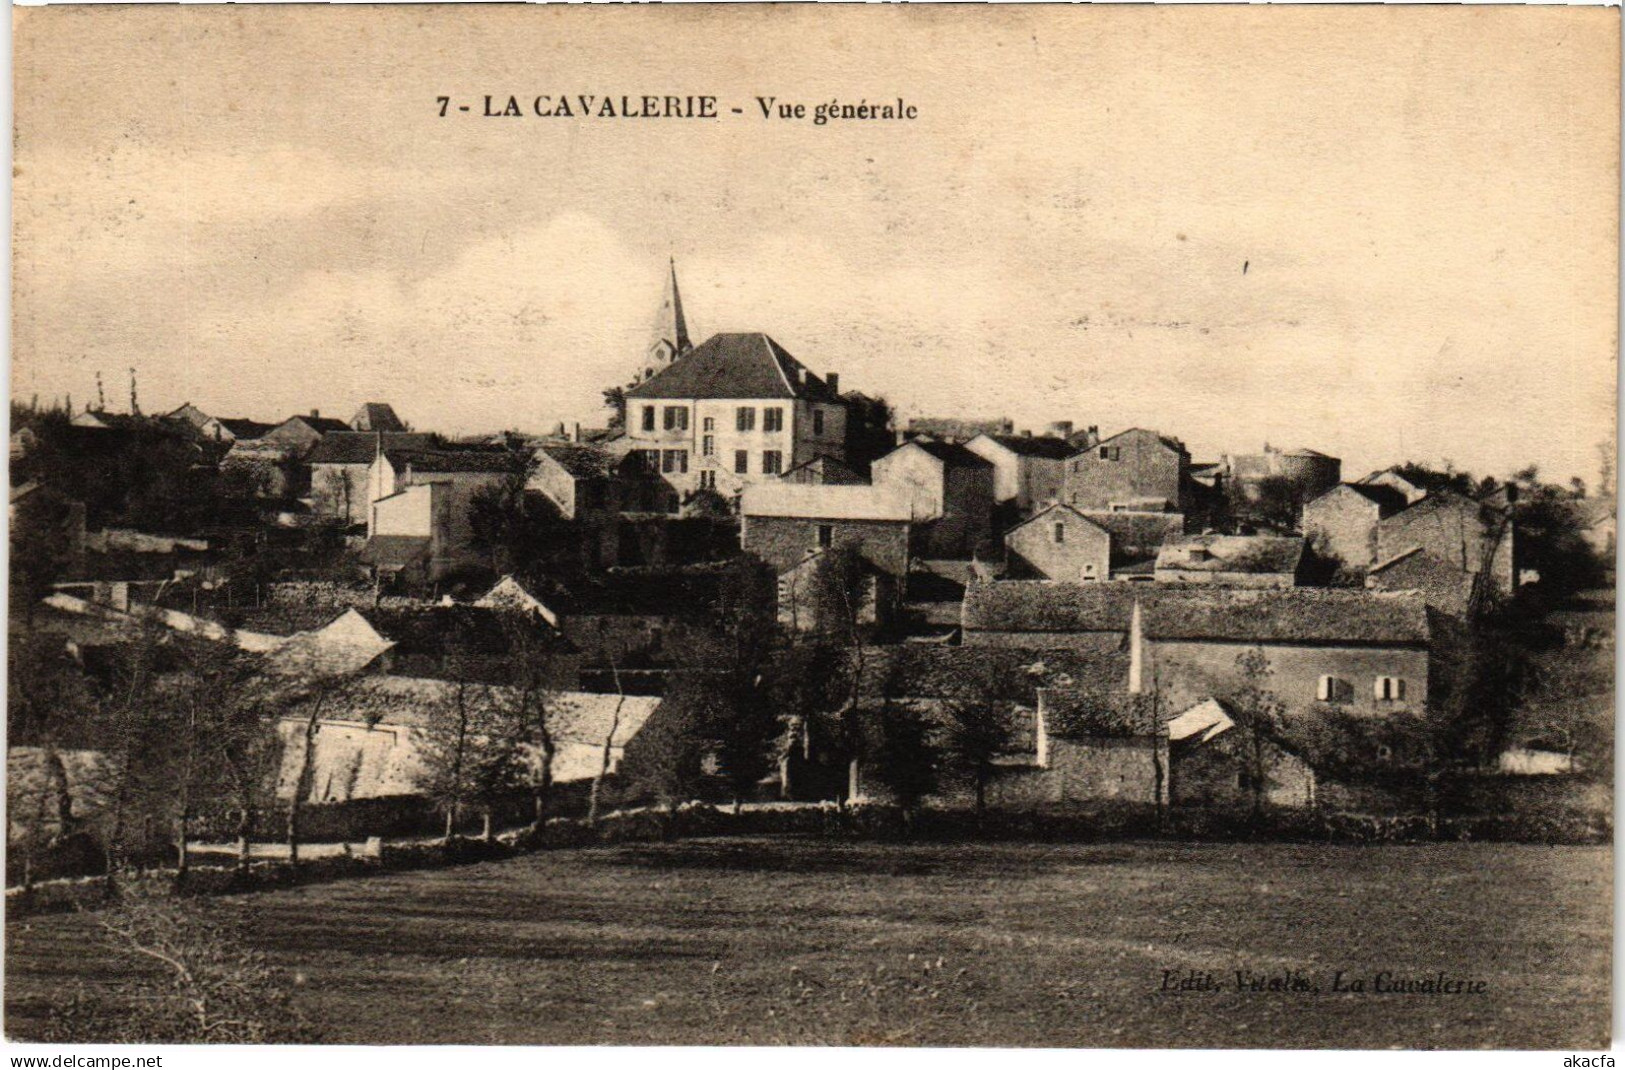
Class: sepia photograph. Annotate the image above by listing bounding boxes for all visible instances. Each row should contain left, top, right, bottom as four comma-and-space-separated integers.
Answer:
4, 3, 1618, 1052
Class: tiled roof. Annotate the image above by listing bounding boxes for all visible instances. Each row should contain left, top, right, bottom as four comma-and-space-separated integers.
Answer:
963, 583, 1430, 645
1037, 685, 1142, 739
1155, 535, 1306, 575
287, 675, 661, 746
217, 417, 278, 439
625, 332, 840, 401
282, 415, 352, 435
308, 432, 436, 465
352, 403, 406, 432
388, 447, 522, 475
977, 433, 1077, 461
781, 454, 865, 485
1333, 482, 1411, 513
896, 439, 994, 469
538, 443, 616, 480
1100, 427, 1188, 456
741, 482, 913, 522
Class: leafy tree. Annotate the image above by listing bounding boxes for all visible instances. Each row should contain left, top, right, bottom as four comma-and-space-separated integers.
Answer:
1227, 647, 1286, 821
860, 696, 940, 821
602, 385, 627, 431
619, 671, 712, 816
492, 612, 574, 826
937, 660, 1006, 813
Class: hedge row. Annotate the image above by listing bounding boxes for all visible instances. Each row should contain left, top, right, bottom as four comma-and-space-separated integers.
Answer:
7, 801, 1609, 918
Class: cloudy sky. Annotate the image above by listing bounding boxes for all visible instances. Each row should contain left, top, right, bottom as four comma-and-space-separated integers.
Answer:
13, 5, 1618, 483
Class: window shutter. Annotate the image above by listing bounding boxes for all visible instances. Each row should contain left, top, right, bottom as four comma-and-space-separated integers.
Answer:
1394, 678, 1406, 701
1374, 678, 1386, 700
1317, 675, 1331, 702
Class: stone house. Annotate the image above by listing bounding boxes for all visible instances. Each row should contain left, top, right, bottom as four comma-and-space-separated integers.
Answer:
1153, 534, 1306, 588
1223, 445, 1342, 506
902, 416, 1012, 444
963, 432, 1074, 515
223, 411, 350, 497
1003, 503, 1111, 583
622, 332, 849, 500
527, 443, 626, 569
962, 583, 1431, 721
871, 439, 996, 559
365, 447, 521, 581
1374, 489, 1515, 600
1301, 482, 1410, 571
775, 549, 898, 633
307, 432, 435, 527
1063, 428, 1191, 514
739, 482, 914, 577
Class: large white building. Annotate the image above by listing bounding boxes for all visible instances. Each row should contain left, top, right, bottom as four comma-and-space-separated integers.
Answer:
620, 267, 848, 500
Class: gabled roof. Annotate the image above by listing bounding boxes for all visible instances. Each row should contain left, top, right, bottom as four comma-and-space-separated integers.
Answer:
741, 482, 913, 522
537, 443, 617, 480
904, 417, 1013, 440
308, 432, 435, 465
351, 403, 406, 433
1005, 502, 1109, 538
1155, 535, 1306, 575
975, 433, 1077, 461
781, 454, 865, 485
278, 414, 351, 435
217, 417, 278, 440
887, 439, 994, 469
625, 332, 840, 401
1097, 427, 1188, 456
963, 583, 1430, 645
1327, 482, 1411, 514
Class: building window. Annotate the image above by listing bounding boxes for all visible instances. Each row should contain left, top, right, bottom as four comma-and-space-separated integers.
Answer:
699, 471, 716, 491
1053, 522, 1065, 544
641, 406, 656, 432
762, 450, 783, 475
818, 524, 833, 548
1082, 563, 1098, 581
813, 409, 825, 436
1374, 676, 1407, 702
662, 449, 688, 474
635, 449, 659, 473
703, 416, 715, 432
763, 407, 784, 433
663, 406, 688, 431
702, 434, 715, 457
735, 450, 749, 474
1317, 675, 1353, 703
1099, 445, 1110, 460
736, 407, 756, 432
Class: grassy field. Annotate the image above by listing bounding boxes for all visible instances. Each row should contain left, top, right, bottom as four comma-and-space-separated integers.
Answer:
5, 837, 1610, 1048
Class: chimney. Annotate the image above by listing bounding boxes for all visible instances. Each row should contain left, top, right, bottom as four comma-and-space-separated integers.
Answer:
572, 422, 583, 444
310, 409, 320, 419
1048, 421, 1074, 440
827, 372, 839, 394
1022, 429, 1033, 438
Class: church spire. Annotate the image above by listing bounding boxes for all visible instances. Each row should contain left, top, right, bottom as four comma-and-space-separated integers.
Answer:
660, 256, 691, 357
639, 257, 693, 383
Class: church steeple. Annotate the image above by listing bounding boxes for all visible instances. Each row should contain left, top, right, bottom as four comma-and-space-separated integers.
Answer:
639, 257, 692, 382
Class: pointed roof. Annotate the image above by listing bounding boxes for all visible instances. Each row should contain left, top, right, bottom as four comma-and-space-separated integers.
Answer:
351, 402, 406, 433
626, 332, 841, 401
654, 257, 691, 357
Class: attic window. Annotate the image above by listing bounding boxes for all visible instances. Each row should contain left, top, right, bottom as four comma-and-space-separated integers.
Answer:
1053, 522, 1065, 544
